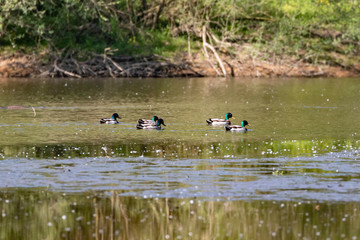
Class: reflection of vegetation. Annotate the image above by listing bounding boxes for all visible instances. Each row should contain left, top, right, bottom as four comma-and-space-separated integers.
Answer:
1, 190, 359, 240
272, 170, 284, 176
1, 139, 359, 160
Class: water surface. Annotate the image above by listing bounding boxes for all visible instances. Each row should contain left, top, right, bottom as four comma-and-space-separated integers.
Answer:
1, 77, 360, 239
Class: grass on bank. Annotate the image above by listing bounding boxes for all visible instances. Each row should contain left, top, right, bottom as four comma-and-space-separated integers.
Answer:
0, 31, 193, 62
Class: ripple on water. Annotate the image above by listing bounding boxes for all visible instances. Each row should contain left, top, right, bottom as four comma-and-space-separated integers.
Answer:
1, 149, 360, 201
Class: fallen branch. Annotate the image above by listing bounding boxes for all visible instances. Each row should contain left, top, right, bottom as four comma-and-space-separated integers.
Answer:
71, 55, 82, 75
106, 63, 115, 78
53, 58, 82, 78
204, 42, 227, 76
105, 55, 124, 72
44, 51, 203, 78
202, 26, 227, 76
209, 33, 232, 49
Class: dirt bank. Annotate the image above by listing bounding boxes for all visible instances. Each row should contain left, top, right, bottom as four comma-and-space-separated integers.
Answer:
0, 51, 359, 78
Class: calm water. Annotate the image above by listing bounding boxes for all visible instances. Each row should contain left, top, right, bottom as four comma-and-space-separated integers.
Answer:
0, 77, 360, 239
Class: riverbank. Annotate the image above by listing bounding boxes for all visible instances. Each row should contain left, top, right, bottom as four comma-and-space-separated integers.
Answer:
2, 1, 359, 79
1, 49, 359, 78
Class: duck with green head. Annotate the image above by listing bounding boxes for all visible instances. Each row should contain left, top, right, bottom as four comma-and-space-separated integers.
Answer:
100, 113, 121, 124
225, 120, 249, 132
206, 113, 234, 126
137, 118, 166, 130
138, 116, 159, 125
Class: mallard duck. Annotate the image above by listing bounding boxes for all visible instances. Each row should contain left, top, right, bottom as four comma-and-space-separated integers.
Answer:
206, 112, 234, 126
138, 116, 159, 125
100, 113, 121, 124
137, 118, 166, 130
225, 120, 249, 132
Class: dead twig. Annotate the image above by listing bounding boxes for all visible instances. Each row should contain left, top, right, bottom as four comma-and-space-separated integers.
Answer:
202, 26, 227, 76
106, 56, 124, 72
53, 58, 82, 78
71, 55, 82, 75
204, 42, 227, 76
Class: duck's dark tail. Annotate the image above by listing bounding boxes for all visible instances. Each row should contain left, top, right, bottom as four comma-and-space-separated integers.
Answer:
138, 119, 145, 124
100, 118, 106, 124
225, 126, 231, 131
206, 119, 213, 125
136, 124, 144, 129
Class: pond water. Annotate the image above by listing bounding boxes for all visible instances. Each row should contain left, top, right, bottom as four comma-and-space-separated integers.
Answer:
0, 77, 360, 239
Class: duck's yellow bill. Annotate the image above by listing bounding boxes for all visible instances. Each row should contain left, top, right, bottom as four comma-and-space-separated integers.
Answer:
232, 117, 236, 119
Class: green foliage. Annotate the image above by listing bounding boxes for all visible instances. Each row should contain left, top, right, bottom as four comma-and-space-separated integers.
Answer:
0, 0, 359, 62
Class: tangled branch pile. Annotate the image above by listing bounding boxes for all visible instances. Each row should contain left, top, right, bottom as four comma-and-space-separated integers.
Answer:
47, 53, 202, 78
